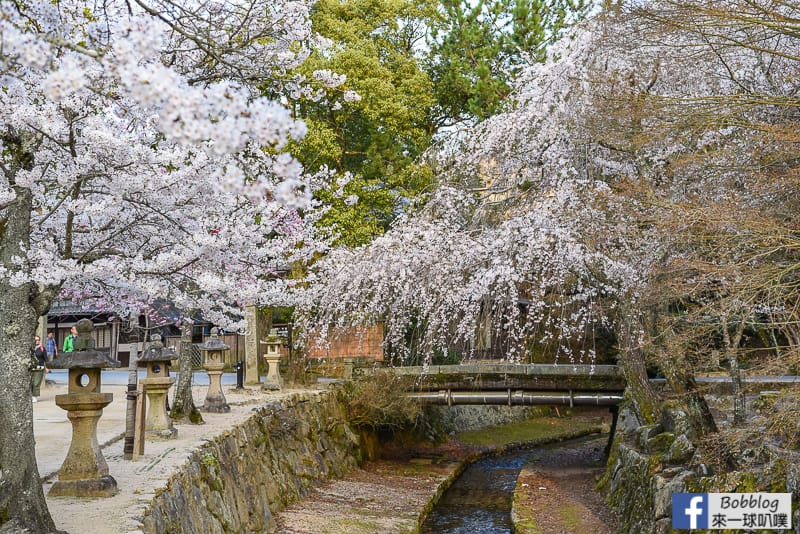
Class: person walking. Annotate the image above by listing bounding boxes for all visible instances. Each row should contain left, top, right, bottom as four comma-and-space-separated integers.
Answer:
33, 336, 47, 365
62, 325, 78, 353
45, 331, 58, 361
31, 336, 47, 403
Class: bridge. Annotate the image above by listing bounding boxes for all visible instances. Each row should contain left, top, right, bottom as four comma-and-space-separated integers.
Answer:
350, 362, 800, 407
347, 361, 800, 455
354, 363, 626, 407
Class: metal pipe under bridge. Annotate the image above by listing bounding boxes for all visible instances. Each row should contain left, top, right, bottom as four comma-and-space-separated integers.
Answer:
408, 389, 624, 407
359, 363, 626, 406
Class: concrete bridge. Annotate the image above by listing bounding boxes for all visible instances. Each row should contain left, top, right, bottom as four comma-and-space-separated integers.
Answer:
354, 363, 626, 407
351, 361, 800, 407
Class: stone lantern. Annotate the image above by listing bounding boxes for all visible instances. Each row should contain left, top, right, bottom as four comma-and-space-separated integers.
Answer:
138, 334, 178, 439
47, 318, 120, 497
199, 328, 230, 412
261, 328, 283, 391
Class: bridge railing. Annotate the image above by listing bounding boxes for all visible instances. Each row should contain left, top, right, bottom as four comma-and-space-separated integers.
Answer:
355, 363, 627, 393
343, 360, 800, 396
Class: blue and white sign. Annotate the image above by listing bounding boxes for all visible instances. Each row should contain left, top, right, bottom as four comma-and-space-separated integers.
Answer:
673, 492, 792, 530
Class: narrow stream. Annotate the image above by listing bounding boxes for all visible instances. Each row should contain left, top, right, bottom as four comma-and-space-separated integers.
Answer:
420, 435, 606, 533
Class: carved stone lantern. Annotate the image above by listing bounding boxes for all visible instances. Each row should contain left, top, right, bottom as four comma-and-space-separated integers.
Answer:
261, 328, 283, 391
199, 328, 230, 412
138, 334, 178, 439
47, 318, 121, 497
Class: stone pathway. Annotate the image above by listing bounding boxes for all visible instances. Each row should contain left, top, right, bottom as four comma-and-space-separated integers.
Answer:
34, 380, 316, 533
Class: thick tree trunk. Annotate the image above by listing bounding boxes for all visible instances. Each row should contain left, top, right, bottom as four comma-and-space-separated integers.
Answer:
618, 311, 661, 424
656, 326, 718, 437
0, 182, 58, 532
660, 366, 718, 438
620, 342, 661, 425
170, 324, 203, 424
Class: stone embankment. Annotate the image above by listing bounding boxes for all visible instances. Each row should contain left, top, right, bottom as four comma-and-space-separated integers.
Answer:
276, 409, 611, 533
601, 398, 800, 534
138, 395, 612, 534
141, 392, 360, 533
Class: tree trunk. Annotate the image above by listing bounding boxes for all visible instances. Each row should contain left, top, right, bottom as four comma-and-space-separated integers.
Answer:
618, 310, 661, 425
721, 313, 747, 425
0, 181, 58, 532
728, 351, 746, 425
170, 324, 203, 424
657, 327, 718, 438
660, 364, 718, 438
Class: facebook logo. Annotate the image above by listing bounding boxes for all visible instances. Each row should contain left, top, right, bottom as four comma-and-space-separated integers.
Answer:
673, 493, 708, 529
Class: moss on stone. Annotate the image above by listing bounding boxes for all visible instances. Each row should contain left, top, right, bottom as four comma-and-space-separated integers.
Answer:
456, 416, 602, 448
143, 391, 362, 533
558, 503, 585, 530
188, 407, 204, 424
596, 433, 623, 492
323, 517, 382, 533
602, 443, 658, 533
646, 432, 675, 454
513, 518, 544, 534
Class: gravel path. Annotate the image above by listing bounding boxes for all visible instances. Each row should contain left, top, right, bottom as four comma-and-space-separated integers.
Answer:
274, 459, 463, 533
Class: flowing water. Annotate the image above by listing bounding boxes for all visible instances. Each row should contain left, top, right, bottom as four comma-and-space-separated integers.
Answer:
420, 435, 606, 533
420, 452, 526, 533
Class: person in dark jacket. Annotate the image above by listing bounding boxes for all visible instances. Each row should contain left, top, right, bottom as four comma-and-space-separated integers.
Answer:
31, 336, 48, 403
33, 336, 47, 367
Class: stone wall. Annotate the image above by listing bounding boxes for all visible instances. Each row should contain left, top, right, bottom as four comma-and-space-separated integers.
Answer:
601, 401, 800, 534
426, 405, 549, 434
141, 392, 360, 533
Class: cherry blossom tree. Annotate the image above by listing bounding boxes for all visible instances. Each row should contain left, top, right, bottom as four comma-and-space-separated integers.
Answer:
303, 180, 635, 363
301, 14, 643, 365
620, 0, 800, 426
0, 1, 336, 530
305, 0, 799, 432
560, 0, 800, 427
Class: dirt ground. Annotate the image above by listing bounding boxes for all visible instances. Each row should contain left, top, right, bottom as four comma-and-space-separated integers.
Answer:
274, 459, 464, 534
513, 435, 619, 534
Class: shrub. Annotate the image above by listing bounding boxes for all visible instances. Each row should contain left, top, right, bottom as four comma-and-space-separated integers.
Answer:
764, 392, 800, 449
336, 372, 421, 430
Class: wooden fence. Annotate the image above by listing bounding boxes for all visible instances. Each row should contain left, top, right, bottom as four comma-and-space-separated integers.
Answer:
164, 333, 246, 369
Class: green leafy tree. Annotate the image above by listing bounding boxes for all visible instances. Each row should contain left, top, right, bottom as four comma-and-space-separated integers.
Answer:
294, 0, 594, 245
427, 0, 594, 125
293, 0, 438, 246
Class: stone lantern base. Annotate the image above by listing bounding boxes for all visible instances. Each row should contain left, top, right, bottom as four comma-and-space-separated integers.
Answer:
141, 376, 177, 440
261, 354, 283, 391
49, 391, 118, 498
202, 362, 230, 413
50, 475, 118, 498
202, 394, 231, 412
